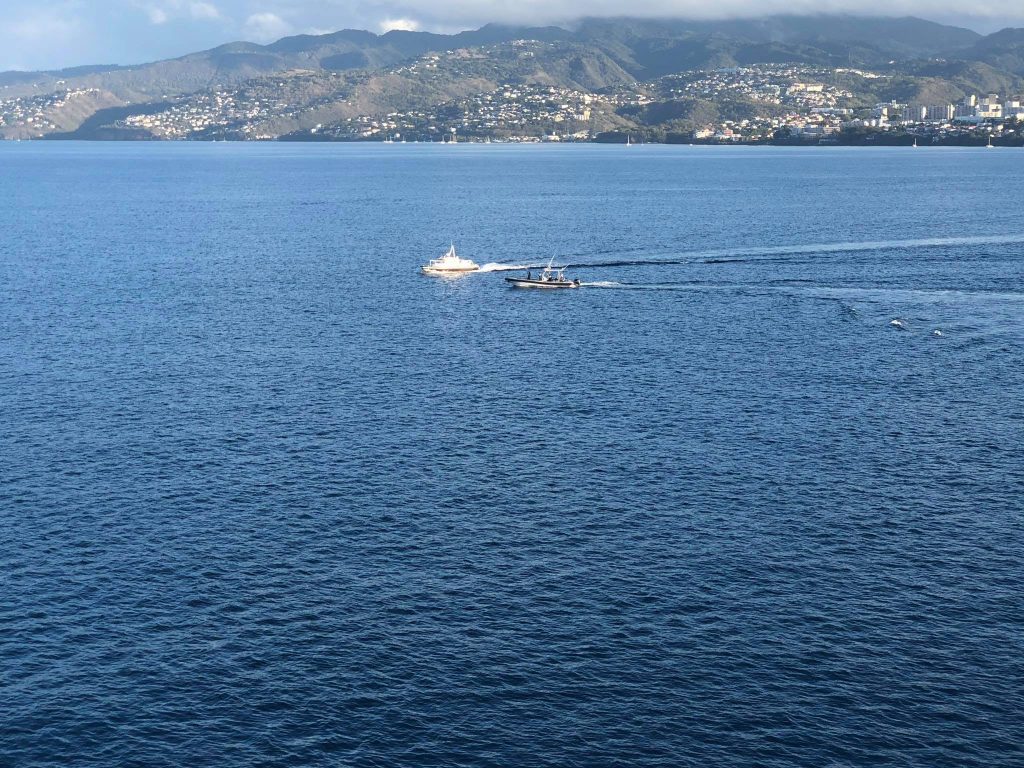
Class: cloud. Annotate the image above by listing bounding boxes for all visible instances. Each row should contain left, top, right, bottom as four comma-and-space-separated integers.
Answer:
307, 0, 1024, 30
242, 11, 292, 41
379, 17, 420, 33
2, 2, 91, 70
138, 1, 221, 26
402, 0, 1024, 21
189, 1, 221, 20
10, 5, 83, 42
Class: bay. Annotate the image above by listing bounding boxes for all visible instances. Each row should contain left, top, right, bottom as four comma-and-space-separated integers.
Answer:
1, 143, 1022, 767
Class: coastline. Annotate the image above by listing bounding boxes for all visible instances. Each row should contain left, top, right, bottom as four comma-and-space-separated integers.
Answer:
12, 135, 1024, 147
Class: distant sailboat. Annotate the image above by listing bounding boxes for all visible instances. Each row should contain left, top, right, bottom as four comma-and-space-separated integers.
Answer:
626, 133, 633, 146
986, 134, 994, 149
912, 137, 918, 148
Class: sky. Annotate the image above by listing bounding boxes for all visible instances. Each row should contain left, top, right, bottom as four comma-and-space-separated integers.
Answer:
2, 0, 1023, 72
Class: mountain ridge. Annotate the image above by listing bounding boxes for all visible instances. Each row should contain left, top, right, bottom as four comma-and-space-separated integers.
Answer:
0, 15, 989, 85
2, 16, 1023, 141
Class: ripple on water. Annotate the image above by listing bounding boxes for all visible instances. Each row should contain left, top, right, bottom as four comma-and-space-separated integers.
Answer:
1, 143, 1023, 767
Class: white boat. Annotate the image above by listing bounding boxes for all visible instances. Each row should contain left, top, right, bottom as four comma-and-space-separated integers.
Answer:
421, 244, 479, 275
986, 135, 994, 149
505, 260, 580, 289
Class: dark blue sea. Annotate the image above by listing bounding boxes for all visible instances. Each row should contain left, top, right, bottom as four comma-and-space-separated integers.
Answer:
1, 143, 1022, 767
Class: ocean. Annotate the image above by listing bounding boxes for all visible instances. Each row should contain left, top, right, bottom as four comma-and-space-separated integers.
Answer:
1, 142, 1022, 766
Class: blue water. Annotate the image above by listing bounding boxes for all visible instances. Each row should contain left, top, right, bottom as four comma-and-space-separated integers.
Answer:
1, 143, 1022, 767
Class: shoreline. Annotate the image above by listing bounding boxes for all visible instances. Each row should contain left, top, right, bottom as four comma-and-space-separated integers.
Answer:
7, 137, 1023, 147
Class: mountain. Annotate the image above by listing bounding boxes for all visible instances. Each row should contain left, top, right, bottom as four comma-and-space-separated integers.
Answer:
0, 15, 983, 100
678, 15, 980, 56
570, 15, 981, 77
952, 28, 1024, 76
35, 40, 638, 141
0, 24, 569, 101
0, 16, 1020, 142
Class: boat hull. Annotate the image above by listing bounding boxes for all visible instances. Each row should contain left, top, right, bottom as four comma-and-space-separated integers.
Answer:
421, 267, 479, 276
504, 277, 580, 289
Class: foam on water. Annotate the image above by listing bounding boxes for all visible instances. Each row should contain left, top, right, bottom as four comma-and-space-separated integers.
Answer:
477, 262, 531, 272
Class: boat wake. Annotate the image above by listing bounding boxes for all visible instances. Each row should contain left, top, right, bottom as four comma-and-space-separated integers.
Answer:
562, 234, 1024, 270
462, 234, 1024, 277
478, 262, 531, 273
579, 281, 731, 291
570, 280, 1024, 305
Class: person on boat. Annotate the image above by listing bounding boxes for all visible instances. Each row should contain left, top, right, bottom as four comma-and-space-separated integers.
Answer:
526, 270, 531, 280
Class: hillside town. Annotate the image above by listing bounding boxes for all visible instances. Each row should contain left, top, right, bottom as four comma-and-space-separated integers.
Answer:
310, 84, 603, 141
653, 64, 862, 109
630, 65, 1024, 143
119, 88, 278, 139
691, 91, 1024, 144
1, 57, 1023, 144
307, 64, 1024, 144
0, 87, 104, 135
115, 70, 360, 140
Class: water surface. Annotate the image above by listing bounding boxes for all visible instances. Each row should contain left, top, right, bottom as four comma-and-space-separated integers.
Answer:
1, 143, 1022, 767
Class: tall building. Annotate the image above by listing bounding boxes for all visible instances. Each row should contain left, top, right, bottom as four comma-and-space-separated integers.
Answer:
924, 104, 955, 122
977, 94, 1003, 119
902, 105, 927, 121
874, 101, 907, 122
903, 104, 955, 123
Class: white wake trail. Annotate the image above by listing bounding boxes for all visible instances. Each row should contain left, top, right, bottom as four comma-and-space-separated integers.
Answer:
478, 263, 532, 273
